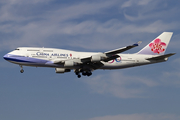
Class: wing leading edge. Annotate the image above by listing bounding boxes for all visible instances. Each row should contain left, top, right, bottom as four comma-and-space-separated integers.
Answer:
80, 41, 142, 63
105, 41, 142, 55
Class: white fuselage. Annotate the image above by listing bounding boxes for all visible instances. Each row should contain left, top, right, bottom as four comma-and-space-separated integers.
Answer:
4, 47, 166, 70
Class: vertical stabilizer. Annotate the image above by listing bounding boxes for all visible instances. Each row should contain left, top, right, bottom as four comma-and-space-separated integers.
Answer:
137, 32, 173, 55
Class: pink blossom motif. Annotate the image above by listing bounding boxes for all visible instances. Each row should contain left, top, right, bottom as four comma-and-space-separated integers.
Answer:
149, 38, 166, 54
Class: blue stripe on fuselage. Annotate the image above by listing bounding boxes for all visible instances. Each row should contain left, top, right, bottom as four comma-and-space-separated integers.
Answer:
3, 54, 48, 64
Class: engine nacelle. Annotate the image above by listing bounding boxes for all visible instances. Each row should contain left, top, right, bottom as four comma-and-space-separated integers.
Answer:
64, 61, 75, 68
91, 55, 104, 62
55, 68, 71, 73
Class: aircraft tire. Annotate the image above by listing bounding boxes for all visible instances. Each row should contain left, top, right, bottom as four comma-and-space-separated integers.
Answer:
20, 69, 24, 73
78, 75, 81, 78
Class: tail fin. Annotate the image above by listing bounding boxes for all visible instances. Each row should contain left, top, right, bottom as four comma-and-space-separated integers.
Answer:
137, 32, 173, 55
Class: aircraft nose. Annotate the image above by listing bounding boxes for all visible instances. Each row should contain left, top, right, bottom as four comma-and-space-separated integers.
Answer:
3, 54, 10, 61
3, 54, 8, 60
3, 54, 16, 62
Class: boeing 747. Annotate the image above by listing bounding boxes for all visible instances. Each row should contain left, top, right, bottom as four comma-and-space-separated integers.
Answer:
3, 32, 175, 78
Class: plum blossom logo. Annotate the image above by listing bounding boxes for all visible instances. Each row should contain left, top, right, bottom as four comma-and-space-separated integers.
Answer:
149, 38, 166, 54
108, 57, 121, 63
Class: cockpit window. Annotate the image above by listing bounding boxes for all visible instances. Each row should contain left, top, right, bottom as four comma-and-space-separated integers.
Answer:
15, 48, 20, 50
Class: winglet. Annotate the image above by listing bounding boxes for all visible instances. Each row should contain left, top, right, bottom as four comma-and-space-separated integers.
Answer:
133, 41, 142, 46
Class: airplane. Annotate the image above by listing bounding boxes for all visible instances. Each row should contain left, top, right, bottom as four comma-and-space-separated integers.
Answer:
3, 32, 175, 78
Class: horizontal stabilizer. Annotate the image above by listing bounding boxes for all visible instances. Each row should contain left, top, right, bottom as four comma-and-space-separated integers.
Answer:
146, 53, 176, 61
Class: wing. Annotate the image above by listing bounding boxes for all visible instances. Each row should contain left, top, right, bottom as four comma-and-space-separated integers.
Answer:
81, 41, 142, 63
54, 41, 142, 69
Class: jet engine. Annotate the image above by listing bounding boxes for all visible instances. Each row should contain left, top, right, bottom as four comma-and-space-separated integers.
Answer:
55, 68, 71, 73
91, 54, 106, 62
64, 61, 75, 67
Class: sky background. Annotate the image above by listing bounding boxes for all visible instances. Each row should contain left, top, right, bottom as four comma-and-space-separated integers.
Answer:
0, 0, 180, 120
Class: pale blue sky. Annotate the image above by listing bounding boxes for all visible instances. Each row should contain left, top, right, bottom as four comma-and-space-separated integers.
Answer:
1, 0, 180, 120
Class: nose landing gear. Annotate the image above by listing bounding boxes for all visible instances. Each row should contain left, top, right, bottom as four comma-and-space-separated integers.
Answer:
20, 65, 24, 73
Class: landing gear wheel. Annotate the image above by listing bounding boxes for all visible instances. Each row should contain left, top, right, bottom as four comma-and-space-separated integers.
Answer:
20, 69, 24, 73
78, 75, 81, 78
82, 71, 87, 76
87, 71, 92, 76
74, 69, 92, 78
75, 72, 79, 75
19, 65, 24, 73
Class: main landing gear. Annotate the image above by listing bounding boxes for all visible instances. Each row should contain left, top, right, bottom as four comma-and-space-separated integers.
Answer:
74, 69, 92, 78
20, 65, 24, 73
75, 72, 81, 78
